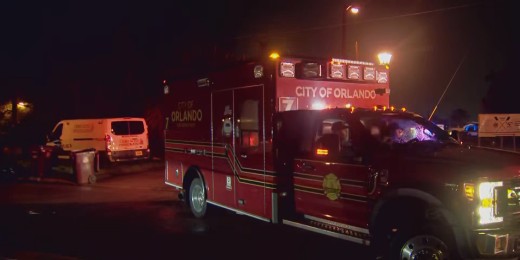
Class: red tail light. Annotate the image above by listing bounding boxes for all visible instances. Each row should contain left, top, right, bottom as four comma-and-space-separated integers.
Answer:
105, 135, 112, 151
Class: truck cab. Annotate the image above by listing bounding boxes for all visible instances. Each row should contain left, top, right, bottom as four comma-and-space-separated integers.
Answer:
274, 108, 520, 259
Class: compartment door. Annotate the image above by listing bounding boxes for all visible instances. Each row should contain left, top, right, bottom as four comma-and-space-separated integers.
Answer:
233, 85, 267, 218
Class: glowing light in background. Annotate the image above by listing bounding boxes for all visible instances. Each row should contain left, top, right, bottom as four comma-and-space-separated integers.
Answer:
377, 52, 392, 66
311, 102, 326, 110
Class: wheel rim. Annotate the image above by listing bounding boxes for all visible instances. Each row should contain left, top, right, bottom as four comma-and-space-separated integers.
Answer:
401, 235, 448, 260
190, 182, 205, 213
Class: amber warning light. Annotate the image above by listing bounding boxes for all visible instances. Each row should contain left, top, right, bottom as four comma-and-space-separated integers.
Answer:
316, 149, 329, 155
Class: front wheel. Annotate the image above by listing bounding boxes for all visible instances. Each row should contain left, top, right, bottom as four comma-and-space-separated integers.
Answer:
188, 178, 207, 218
390, 226, 456, 260
400, 234, 449, 260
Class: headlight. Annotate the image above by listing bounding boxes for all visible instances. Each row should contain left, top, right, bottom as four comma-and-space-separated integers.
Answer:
477, 181, 503, 225
463, 181, 504, 225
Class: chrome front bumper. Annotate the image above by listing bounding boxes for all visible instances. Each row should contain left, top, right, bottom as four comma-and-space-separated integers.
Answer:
475, 231, 520, 257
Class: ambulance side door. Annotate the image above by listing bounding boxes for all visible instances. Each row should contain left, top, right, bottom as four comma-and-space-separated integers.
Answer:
233, 85, 267, 218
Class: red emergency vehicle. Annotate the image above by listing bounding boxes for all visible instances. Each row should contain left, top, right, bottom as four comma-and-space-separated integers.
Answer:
163, 54, 520, 259
163, 53, 389, 219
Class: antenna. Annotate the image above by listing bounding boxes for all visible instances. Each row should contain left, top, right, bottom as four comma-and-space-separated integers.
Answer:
428, 50, 469, 121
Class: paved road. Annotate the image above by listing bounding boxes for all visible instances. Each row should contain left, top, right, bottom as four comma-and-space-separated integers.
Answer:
0, 160, 370, 260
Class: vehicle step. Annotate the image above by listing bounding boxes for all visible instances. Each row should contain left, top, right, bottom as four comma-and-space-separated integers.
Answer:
282, 215, 370, 246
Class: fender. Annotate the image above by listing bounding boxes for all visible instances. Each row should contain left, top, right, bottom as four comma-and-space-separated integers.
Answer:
370, 187, 470, 258
180, 166, 207, 201
183, 166, 206, 189
371, 188, 458, 228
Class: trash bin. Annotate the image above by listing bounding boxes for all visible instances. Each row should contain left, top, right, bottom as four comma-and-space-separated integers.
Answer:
30, 145, 55, 178
73, 149, 97, 184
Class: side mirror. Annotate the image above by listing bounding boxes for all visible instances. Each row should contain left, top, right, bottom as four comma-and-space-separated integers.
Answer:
46, 133, 60, 146
449, 130, 459, 140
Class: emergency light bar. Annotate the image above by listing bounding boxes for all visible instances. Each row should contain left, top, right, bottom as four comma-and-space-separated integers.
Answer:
376, 71, 388, 83
278, 58, 388, 84
280, 62, 295, 77
364, 67, 375, 80
348, 65, 361, 80
254, 65, 264, 78
197, 78, 210, 87
302, 62, 322, 78
330, 63, 345, 79
372, 105, 407, 112
331, 58, 374, 66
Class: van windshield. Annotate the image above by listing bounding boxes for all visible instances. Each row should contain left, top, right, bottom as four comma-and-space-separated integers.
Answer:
111, 121, 145, 135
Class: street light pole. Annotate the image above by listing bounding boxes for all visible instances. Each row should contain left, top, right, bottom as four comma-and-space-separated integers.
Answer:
355, 41, 359, 60
341, 7, 347, 58
341, 4, 359, 58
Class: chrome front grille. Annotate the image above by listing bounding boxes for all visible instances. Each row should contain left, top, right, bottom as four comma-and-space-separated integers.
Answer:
499, 179, 520, 226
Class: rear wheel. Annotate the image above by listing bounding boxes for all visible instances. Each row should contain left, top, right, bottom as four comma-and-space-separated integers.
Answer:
188, 178, 207, 218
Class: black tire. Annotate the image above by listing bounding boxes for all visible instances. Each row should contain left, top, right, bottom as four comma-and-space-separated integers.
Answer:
188, 178, 207, 218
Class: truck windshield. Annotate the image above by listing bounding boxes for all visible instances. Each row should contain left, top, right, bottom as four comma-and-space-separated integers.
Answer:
359, 113, 455, 145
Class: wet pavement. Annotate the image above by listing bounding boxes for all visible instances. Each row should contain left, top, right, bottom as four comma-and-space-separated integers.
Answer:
0, 159, 370, 260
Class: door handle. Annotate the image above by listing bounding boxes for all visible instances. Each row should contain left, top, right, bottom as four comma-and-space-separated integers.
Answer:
241, 154, 248, 159
368, 169, 379, 195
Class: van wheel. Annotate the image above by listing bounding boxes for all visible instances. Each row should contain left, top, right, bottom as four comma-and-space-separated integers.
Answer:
88, 174, 97, 184
93, 152, 101, 172
188, 178, 207, 218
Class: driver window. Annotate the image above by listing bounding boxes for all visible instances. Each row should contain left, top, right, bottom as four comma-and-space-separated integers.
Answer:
315, 119, 353, 159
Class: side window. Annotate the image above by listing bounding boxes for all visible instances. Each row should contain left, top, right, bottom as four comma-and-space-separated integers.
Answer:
238, 99, 259, 149
274, 112, 315, 160
314, 119, 353, 159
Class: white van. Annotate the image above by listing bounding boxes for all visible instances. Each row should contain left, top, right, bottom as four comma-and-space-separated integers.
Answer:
46, 117, 150, 164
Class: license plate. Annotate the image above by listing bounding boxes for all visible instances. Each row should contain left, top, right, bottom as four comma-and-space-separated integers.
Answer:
135, 151, 143, 156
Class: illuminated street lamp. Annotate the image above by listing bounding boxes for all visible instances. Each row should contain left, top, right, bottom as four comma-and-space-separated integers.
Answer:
378, 52, 392, 68
17, 102, 27, 110
341, 3, 360, 59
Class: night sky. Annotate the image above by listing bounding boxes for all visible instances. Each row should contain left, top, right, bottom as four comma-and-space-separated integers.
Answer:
1, 0, 518, 126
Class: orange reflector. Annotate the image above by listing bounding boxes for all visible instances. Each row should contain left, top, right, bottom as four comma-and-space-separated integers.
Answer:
316, 149, 329, 155
464, 183, 475, 201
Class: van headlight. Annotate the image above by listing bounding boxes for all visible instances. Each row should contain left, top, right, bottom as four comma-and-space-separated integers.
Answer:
464, 181, 504, 225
